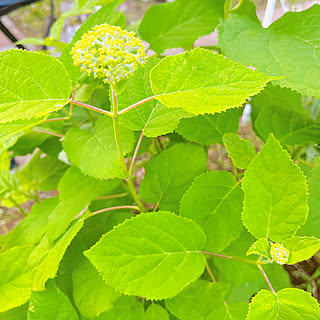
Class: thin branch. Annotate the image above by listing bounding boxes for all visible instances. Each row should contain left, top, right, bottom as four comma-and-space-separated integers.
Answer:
297, 159, 315, 168
153, 202, 159, 212
45, 117, 69, 122
33, 129, 64, 138
257, 264, 275, 294
71, 100, 113, 117
200, 251, 259, 265
118, 96, 155, 115
96, 192, 128, 200
205, 261, 216, 282
129, 130, 144, 176
91, 205, 140, 216
8, 197, 27, 217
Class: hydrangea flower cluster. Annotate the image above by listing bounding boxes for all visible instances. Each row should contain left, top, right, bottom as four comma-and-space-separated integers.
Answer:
71, 24, 147, 85
270, 242, 290, 265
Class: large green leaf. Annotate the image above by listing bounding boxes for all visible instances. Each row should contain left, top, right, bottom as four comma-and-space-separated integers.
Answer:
176, 109, 239, 145
180, 171, 243, 252
242, 134, 308, 242
150, 48, 276, 115
139, 0, 224, 54
0, 304, 28, 320
140, 143, 207, 213
85, 211, 206, 300
145, 304, 169, 320
218, 5, 320, 98
28, 280, 79, 320
165, 280, 229, 320
118, 57, 191, 137
72, 259, 120, 318
298, 163, 320, 237
247, 288, 320, 319
63, 117, 135, 180
207, 301, 248, 320
60, 1, 119, 84
0, 246, 34, 312
0, 50, 71, 123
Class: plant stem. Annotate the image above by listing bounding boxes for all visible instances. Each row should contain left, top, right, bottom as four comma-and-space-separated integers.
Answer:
8, 197, 27, 217
205, 261, 216, 282
111, 87, 146, 213
71, 100, 113, 117
224, 0, 231, 19
96, 192, 128, 200
91, 205, 140, 216
118, 96, 155, 115
200, 251, 261, 265
230, 0, 244, 12
297, 158, 315, 168
129, 130, 144, 176
257, 264, 275, 293
33, 129, 64, 138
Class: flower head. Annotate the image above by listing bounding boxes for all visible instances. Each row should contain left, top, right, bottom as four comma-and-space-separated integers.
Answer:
270, 242, 290, 265
71, 24, 147, 85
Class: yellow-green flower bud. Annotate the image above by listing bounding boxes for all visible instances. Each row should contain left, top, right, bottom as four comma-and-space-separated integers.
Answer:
270, 242, 290, 265
71, 24, 147, 85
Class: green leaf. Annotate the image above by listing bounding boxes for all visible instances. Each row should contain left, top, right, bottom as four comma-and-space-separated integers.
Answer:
60, 1, 120, 84
247, 288, 320, 319
2, 197, 59, 250
85, 211, 206, 300
176, 109, 239, 145
150, 48, 277, 115
95, 296, 144, 320
218, 5, 320, 98
28, 281, 79, 320
165, 280, 229, 320
242, 134, 308, 242
282, 236, 320, 265
63, 117, 135, 179
32, 218, 84, 291
0, 304, 28, 320
0, 50, 71, 123
46, 167, 119, 243
139, 0, 224, 54
72, 259, 120, 318
145, 304, 169, 320
223, 133, 256, 169
207, 301, 248, 320
118, 57, 191, 137
140, 143, 207, 213
298, 163, 320, 237
0, 246, 34, 312
247, 239, 272, 260
180, 171, 243, 253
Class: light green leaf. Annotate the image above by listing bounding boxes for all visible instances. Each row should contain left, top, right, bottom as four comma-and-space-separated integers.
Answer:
0, 50, 71, 123
218, 5, 320, 98
0, 304, 28, 320
85, 211, 206, 300
118, 57, 191, 137
247, 288, 320, 319
1, 197, 59, 250
176, 109, 239, 145
145, 304, 169, 320
140, 143, 207, 213
165, 280, 229, 320
298, 163, 320, 237
223, 133, 256, 169
180, 171, 243, 253
46, 167, 119, 243
242, 134, 308, 242
63, 116, 135, 179
0, 246, 34, 312
139, 0, 224, 54
207, 301, 248, 320
28, 280, 79, 320
150, 48, 277, 115
32, 218, 84, 291
282, 236, 320, 265
60, 1, 120, 84
247, 239, 272, 260
96, 296, 144, 320
72, 259, 120, 318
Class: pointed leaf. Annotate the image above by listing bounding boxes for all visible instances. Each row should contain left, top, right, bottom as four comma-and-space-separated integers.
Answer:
140, 143, 207, 213
242, 134, 308, 242
139, 0, 224, 54
150, 48, 277, 115
63, 117, 135, 179
0, 50, 71, 123
145, 305, 169, 320
85, 211, 206, 300
181, 171, 243, 252
247, 239, 272, 260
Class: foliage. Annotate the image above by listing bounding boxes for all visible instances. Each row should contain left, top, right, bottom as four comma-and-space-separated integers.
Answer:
0, 0, 320, 319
